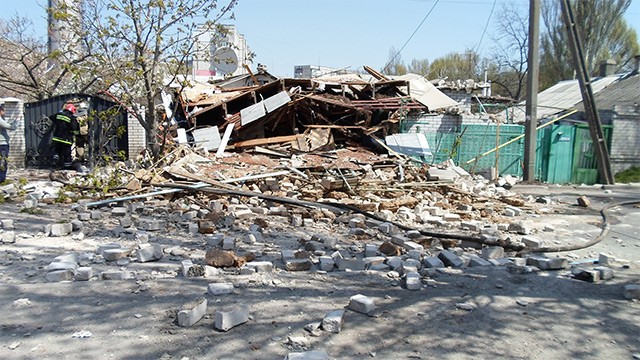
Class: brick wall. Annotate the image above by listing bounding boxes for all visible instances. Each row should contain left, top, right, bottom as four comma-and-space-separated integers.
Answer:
610, 104, 640, 174
127, 112, 147, 158
3, 98, 25, 168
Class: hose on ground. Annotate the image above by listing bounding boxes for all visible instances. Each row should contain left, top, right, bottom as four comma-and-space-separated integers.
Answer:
523, 198, 640, 254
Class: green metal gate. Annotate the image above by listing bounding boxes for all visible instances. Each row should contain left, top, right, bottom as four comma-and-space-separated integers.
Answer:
572, 124, 613, 184
538, 124, 575, 183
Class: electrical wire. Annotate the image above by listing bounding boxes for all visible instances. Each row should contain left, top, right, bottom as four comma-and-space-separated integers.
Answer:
382, 0, 440, 73
474, 0, 497, 55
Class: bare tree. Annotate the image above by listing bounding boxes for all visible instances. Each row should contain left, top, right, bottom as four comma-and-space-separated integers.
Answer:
488, 4, 529, 101
383, 47, 407, 76
0, 13, 101, 101
67, 0, 239, 160
408, 59, 430, 77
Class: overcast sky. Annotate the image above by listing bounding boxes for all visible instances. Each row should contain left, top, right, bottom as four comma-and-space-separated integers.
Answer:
1, 0, 639, 77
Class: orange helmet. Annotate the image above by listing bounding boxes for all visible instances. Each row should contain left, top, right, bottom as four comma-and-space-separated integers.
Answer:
64, 103, 77, 114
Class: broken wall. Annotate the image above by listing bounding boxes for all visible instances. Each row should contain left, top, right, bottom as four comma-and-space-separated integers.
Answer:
610, 104, 640, 174
3, 98, 25, 168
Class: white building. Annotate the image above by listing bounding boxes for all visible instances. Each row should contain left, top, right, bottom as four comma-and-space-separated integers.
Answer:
191, 25, 253, 83
293, 65, 346, 79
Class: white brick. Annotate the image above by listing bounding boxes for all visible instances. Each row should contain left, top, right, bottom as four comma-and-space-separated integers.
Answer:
215, 304, 249, 331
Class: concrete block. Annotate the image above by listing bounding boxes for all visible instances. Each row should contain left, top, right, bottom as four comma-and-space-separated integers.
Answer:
75, 267, 93, 281
390, 235, 409, 246
348, 294, 375, 315
1, 231, 16, 243
404, 271, 422, 290
403, 241, 424, 253
386, 256, 403, 270
140, 218, 165, 231
205, 266, 221, 278
461, 221, 480, 231
111, 207, 128, 217
423, 256, 445, 268
319, 256, 335, 271
45, 269, 74, 282
522, 236, 542, 249
99, 270, 131, 280
623, 284, 640, 300
489, 258, 513, 266
137, 244, 163, 262
577, 196, 590, 207
509, 220, 533, 235
481, 246, 505, 260
135, 232, 150, 243
572, 269, 600, 283
78, 212, 91, 221
321, 310, 345, 333
349, 218, 365, 228
90, 210, 102, 220
244, 261, 274, 273
526, 256, 568, 270
285, 351, 330, 360
468, 255, 492, 267
222, 237, 236, 250
50, 223, 73, 237
103, 248, 129, 262
369, 263, 391, 271
47, 261, 77, 272
243, 233, 257, 244
1, 219, 14, 229
177, 297, 207, 327
378, 222, 399, 235
363, 256, 386, 268
364, 244, 378, 257
598, 253, 616, 266
407, 249, 422, 261
337, 258, 366, 271
594, 266, 614, 280
215, 304, 249, 331
232, 209, 253, 219
443, 213, 461, 222
438, 250, 464, 267
281, 249, 296, 261
291, 215, 304, 227
208, 282, 234, 295
182, 260, 205, 277
304, 241, 324, 252
285, 259, 313, 271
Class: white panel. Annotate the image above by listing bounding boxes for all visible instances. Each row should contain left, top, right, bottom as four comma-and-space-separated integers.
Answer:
264, 91, 291, 113
192, 126, 221, 150
385, 133, 432, 158
240, 102, 266, 126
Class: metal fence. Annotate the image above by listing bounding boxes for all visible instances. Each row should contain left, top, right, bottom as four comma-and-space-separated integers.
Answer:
23, 93, 128, 168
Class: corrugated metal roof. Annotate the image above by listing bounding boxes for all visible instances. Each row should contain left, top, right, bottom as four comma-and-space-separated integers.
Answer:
575, 73, 640, 111
509, 74, 623, 122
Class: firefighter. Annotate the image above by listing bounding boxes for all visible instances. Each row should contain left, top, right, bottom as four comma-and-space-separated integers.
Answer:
51, 103, 80, 169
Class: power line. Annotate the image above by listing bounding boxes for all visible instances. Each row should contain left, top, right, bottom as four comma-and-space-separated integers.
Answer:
382, 0, 440, 73
474, 0, 497, 55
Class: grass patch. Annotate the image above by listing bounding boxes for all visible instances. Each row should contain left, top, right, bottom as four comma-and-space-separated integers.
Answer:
20, 207, 46, 215
614, 167, 640, 183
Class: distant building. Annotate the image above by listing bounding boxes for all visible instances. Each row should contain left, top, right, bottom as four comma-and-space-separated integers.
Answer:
293, 65, 346, 79
48, 0, 83, 60
191, 25, 253, 83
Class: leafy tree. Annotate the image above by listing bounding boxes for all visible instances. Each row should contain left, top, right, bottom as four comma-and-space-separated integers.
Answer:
427, 50, 481, 81
64, 0, 239, 160
539, 0, 639, 89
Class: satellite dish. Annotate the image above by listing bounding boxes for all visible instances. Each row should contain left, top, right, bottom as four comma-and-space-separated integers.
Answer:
211, 47, 238, 75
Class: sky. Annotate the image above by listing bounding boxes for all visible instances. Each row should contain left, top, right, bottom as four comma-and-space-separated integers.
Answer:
1, 0, 639, 77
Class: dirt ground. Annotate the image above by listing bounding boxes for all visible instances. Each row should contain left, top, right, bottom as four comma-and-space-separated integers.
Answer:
0, 176, 638, 360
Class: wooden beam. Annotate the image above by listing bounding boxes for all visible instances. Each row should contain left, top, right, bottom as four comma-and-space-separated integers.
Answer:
232, 134, 302, 148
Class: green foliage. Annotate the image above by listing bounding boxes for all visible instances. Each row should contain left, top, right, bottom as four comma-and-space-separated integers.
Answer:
20, 207, 45, 215
539, 0, 637, 90
427, 50, 481, 80
614, 167, 640, 183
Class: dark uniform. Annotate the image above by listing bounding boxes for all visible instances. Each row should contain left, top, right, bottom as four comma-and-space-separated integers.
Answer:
51, 104, 79, 168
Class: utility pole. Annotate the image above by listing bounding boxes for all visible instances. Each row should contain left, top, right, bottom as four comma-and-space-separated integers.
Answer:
560, 0, 614, 184
523, 0, 540, 181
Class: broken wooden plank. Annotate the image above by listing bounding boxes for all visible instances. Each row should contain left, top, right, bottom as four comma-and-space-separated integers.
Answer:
233, 134, 302, 148
216, 124, 234, 157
